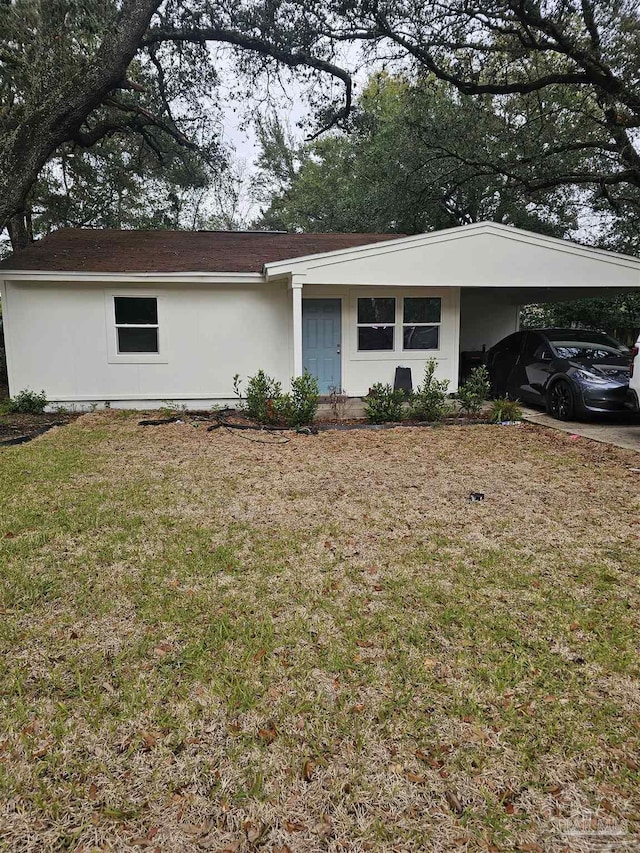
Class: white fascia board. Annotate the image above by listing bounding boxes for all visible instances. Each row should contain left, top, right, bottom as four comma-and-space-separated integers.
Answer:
263, 221, 640, 278
0, 270, 266, 285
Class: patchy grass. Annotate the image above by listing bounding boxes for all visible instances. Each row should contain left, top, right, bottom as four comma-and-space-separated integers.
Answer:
0, 414, 639, 852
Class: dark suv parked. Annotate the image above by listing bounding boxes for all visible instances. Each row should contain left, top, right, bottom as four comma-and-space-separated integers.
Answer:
487, 329, 632, 420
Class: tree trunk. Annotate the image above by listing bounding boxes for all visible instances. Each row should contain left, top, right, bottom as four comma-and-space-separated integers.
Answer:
0, 0, 161, 236
7, 213, 32, 252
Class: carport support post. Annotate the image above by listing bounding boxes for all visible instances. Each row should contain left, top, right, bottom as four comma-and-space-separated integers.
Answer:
291, 275, 304, 378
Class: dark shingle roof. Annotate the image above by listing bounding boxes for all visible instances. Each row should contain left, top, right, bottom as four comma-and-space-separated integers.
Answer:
0, 229, 405, 273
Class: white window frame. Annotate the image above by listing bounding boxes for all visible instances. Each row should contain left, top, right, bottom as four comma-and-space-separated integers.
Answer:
356, 296, 396, 353
105, 291, 168, 364
354, 293, 443, 357
401, 296, 442, 352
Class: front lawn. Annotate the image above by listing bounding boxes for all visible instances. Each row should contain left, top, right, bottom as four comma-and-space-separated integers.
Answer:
1, 414, 639, 852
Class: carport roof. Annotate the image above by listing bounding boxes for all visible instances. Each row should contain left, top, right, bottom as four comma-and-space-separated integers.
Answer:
263, 221, 640, 289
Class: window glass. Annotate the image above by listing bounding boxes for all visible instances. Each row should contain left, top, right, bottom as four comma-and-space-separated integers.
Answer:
534, 345, 552, 361
358, 326, 394, 351
117, 327, 159, 353
548, 337, 629, 359
357, 297, 395, 324
495, 332, 522, 354
544, 329, 628, 353
404, 297, 441, 324
522, 332, 543, 358
115, 297, 158, 325
403, 325, 439, 350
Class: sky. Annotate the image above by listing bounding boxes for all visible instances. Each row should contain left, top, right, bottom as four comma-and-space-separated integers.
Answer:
212, 41, 372, 223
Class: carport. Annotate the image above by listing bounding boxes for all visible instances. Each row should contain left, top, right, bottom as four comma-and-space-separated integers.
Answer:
456, 225, 640, 378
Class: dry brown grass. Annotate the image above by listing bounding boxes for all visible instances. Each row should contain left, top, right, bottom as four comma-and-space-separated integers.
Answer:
0, 413, 639, 852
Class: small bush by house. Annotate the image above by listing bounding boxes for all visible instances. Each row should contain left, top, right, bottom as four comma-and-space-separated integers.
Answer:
1, 388, 48, 415
456, 365, 490, 416
489, 397, 523, 423
364, 383, 405, 423
408, 359, 451, 422
234, 370, 319, 427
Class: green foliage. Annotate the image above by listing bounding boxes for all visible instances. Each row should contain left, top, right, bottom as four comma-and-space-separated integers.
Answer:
457, 365, 490, 416
0, 0, 227, 240
521, 295, 640, 347
364, 384, 405, 423
1, 388, 48, 414
235, 370, 319, 426
159, 401, 188, 418
489, 398, 523, 424
242, 370, 284, 425
284, 371, 320, 427
254, 74, 577, 237
33, 137, 222, 236
408, 360, 451, 423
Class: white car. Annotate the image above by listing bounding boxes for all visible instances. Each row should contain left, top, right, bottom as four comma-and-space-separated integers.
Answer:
629, 334, 640, 410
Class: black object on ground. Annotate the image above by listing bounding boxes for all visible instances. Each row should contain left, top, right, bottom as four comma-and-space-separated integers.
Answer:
394, 366, 413, 398
139, 416, 180, 426
0, 422, 65, 447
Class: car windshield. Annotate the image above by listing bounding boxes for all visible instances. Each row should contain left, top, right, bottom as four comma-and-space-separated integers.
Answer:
544, 332, 629, 360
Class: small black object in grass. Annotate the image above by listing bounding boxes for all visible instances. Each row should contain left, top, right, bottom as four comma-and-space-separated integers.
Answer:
468, 492, 485, 502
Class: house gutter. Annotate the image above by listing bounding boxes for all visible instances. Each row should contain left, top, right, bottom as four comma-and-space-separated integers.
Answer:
0, 271, 266, 285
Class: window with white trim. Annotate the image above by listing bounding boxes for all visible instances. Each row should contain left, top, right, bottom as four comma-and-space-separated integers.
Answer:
114, 297, 159, 354
403, 297, 441, 350
357, 297, 395, 351
356, 296, 441, 352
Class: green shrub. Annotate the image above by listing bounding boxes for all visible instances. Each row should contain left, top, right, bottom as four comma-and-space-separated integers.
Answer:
284, 371, 320, 426
159, 400, 188, 418
457, 365, 490, 416
408, 359, 451, 422
240, 370, 283, 424
489, 397, 523, 423
234, 369, 319, 426
364, 383, 405, 423
1, 388, 48, 414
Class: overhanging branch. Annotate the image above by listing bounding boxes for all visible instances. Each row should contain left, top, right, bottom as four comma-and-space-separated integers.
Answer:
143, 26, 352, 130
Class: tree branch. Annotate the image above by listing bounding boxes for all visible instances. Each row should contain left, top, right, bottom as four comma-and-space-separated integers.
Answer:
143, 26, 352, 130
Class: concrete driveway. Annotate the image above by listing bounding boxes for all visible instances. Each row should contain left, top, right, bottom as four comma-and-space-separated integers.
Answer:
521, 406, 640, 452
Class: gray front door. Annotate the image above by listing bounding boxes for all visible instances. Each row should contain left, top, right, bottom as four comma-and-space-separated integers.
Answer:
302, 299, 342, 394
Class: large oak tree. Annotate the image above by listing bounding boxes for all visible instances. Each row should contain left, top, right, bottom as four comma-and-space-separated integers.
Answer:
0, 0, 352, 248
1, 0, 639, 249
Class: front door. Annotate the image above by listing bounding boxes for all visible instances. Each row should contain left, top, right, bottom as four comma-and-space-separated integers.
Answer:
302, 299, 341, 394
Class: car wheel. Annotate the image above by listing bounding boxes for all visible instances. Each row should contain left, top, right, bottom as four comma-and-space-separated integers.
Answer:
547, 379, 575, 421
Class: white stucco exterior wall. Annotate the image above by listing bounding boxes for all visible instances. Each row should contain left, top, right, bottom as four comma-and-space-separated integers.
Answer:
303, 284, 460, 395
2, 278, 461, 405
268, 227, 640, 290
2, 280, 291, 406
459, 290, 520, 352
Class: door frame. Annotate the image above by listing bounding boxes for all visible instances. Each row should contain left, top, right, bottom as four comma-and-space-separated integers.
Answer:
302, 296, 344, 395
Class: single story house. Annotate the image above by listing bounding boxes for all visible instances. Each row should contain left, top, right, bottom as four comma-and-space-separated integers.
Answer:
1, 222, 639, 409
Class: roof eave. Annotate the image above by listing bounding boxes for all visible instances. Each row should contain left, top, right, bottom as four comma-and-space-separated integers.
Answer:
263, 221, 640, 278
0, 270, 267, 284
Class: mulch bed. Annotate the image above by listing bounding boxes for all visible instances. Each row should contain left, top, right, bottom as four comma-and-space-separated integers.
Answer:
0, 411, 81, 443
139, 408, 495, 432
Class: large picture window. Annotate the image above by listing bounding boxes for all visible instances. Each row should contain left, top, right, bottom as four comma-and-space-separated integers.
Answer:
114, 297, 159, 354
357, 297, 395, 351
356, 296, 441, 352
